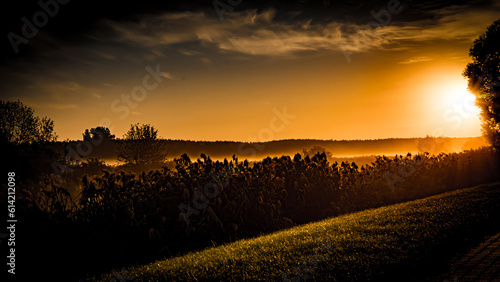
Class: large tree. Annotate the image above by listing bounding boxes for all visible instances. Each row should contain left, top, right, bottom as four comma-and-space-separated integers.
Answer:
0, 100, 57, 144
463, 19, 500, 149
0, 100, 58, 194
117, 123, 167, 165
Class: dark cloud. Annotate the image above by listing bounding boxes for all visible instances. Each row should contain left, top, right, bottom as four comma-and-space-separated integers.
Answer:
2, 0, 496, 58
1, 0, 499, 100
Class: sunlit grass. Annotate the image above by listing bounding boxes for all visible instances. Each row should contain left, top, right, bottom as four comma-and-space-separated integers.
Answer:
90, 183, 500, 281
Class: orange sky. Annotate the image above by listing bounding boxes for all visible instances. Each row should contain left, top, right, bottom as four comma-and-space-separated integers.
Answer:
1, 1, 498, 141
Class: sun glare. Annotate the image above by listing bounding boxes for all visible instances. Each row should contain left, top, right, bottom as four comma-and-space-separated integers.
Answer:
428, 78, 483, 136
419, 72, 483, 136
439, 80, 481, 118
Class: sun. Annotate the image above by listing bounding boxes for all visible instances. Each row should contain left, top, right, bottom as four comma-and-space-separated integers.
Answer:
426, 77, 483, 137
438, 80, 481, 118
419, 71, 483, 137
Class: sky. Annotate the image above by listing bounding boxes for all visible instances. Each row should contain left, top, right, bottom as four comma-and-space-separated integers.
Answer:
1, 0, 499, 142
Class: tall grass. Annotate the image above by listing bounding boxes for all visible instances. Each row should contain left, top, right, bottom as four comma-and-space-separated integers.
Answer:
9, 147, 500, 280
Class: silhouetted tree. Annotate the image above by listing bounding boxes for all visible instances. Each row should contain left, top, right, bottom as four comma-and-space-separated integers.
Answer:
117, 123, 167, 165
303, 146, 333, 161
0, 100, 57, 144
0, 100, 59, 195
82, 126, 115, 142
463, 19, 500, 149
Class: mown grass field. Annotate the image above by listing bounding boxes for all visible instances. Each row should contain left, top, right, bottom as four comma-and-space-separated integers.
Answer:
89, 183, 500, 281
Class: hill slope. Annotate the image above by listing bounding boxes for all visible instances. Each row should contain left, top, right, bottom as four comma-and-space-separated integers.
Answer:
90, 182, 500, 281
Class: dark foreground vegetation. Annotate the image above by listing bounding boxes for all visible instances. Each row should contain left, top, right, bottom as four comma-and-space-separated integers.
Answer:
4, 145, 499, 280
92, 182, 500, 281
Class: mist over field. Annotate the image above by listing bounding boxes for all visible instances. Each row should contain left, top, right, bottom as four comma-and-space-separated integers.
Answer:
48, 136, 487, 165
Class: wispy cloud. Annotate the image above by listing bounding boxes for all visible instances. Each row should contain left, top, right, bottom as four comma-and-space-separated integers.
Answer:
100, 5, 498, 57
29, 81, 85, 93
47, 103, 79, 110
383, 5, 500, 43
102, 12, 204, 47
93, 50, 117, 60
399, 56, 432, 64
200, 57, 211, 64
100, 9, 365, 56
162, 72, 174, 80
178, 49, 202, 56
23, 79, 102, 103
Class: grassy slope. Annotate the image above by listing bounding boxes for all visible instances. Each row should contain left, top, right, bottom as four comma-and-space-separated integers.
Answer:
90, 183, 500, 281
